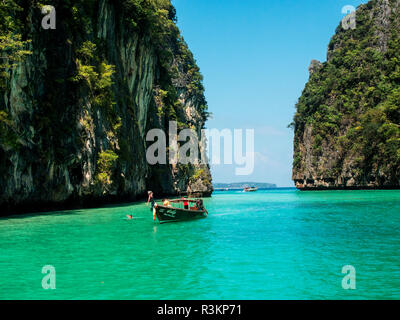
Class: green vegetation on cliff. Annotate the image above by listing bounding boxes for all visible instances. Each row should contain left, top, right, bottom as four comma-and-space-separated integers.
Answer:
0, 0, 212, 213
0, 1, 31, 149
292, 0, 400, 188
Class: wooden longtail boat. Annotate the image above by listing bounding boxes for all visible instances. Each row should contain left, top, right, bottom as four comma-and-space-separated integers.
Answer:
155, 199, 208, 224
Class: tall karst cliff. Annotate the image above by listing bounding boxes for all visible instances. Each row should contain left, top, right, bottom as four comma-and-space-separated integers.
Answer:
292, 0, 400, 190
0, 0, 212, 214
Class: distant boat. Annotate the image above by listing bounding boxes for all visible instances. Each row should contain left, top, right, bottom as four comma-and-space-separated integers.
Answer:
243, 187, 258, 192
155, 198, 208, 224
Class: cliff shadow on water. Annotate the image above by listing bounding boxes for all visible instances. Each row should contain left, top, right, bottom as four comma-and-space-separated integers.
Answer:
0, 0, 213, 216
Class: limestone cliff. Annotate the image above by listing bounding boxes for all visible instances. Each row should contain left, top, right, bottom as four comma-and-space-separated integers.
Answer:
292, 0, 400, 190
0, 0, 212, 214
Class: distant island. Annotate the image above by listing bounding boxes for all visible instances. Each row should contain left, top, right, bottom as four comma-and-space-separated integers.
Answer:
213, 182, 277, 190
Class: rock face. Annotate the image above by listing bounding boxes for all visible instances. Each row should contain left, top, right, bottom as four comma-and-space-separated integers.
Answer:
0, 0, 212, 214
292, 0, 400, 190
308, 60, 322, 76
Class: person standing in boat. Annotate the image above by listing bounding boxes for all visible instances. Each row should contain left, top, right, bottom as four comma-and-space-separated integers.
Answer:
147, 191, 157, 221
181, 196, 189, 210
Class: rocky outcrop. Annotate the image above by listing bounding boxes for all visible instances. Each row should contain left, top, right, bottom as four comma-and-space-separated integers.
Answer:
0, 0, 212, 215
292, 0, 400, 190
308, 60, 322, 76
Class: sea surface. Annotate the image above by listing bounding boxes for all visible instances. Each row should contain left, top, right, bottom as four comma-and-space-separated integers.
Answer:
0, 189, 399, 300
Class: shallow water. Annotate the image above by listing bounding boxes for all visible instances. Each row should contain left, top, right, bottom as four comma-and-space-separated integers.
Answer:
0, 189, 399, 299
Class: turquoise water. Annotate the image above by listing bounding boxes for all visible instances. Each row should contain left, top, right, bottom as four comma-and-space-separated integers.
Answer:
0, 189, 399, 300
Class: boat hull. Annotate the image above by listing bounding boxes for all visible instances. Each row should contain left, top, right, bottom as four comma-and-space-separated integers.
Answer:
244, 188, 258, 192
155, 206, 207, 224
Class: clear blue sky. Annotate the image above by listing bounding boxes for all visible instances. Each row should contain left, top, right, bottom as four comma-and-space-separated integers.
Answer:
172, 0, 367, 187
